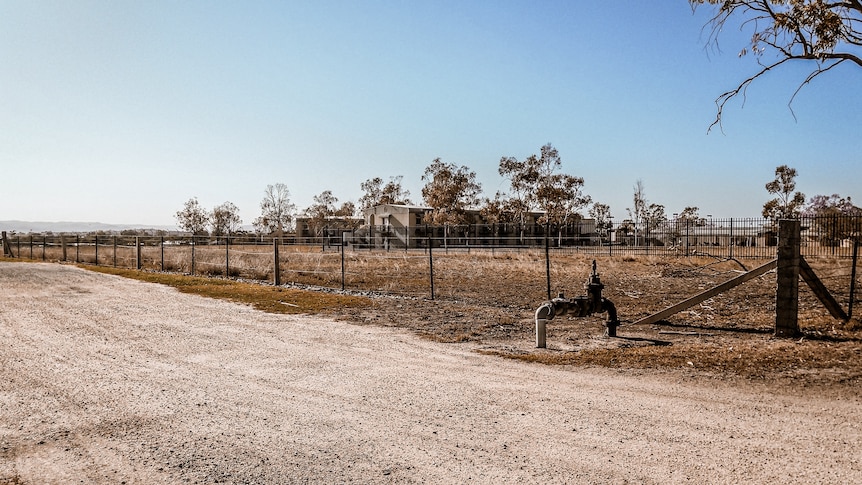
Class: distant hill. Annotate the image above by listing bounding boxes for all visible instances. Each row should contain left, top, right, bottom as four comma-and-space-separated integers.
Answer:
0, 220, 178, 234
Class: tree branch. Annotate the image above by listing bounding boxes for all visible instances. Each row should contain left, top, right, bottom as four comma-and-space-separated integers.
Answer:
708, 56, 793, 133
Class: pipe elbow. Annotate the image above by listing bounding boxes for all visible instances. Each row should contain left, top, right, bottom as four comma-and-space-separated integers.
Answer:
535, 303, 554, 321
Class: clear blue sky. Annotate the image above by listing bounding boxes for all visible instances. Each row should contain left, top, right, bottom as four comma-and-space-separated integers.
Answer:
1, 1, 859, 227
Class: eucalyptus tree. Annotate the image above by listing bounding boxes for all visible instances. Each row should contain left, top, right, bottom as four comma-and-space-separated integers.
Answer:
691, 0, 862, 131
420, 158, 482, 225
175, 197, 210, 236
359, 176, 412, 210
499, 143, 590, 243
762, 165, 805, 219
211, 201, 242, 242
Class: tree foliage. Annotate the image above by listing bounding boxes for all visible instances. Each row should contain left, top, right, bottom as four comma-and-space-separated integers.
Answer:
691, 0, 862, 131
420, 159, 482, 225
211, 201, 242, 240
678, 206, 706, 225
304, 190, 357, 235
589, 202, 613, 240
358, 176, 412, 210
804, 193, 862, 244
175, 197, 210, 235
762, 164, 806, 219
253, 183, 296, 236
498, 143, 590, 225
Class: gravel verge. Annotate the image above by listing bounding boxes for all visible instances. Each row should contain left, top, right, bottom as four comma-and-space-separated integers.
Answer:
2, 262, 860, 483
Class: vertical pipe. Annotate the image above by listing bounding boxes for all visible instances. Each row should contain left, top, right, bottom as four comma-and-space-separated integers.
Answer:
76, 235, 80, 263
113, 236, 117, 267
94, 235, 98, 264
160, 236, 164, 271
191, 236, 196, 275
42, 236, 46, 261
536, 318, 547, 348
30, 235, 33, 260
225, 235, 230, 277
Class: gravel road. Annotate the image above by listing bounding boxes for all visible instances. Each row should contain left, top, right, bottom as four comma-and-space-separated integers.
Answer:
1, 262, 860, 484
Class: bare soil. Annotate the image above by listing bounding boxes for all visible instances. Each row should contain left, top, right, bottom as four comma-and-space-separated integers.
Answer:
2, 261, 861, 483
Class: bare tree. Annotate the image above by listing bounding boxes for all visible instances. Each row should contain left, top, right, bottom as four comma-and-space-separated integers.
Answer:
211, 201, 242, 242
175, 197, 210, 236
763, 165, 806, 219
420, 158, 482, 225
627, 179, 647, 246
691, 1, 862, 131
253, 183, 296, 237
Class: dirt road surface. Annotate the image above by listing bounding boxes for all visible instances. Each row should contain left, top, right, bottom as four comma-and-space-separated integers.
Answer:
1, 262, 860, 483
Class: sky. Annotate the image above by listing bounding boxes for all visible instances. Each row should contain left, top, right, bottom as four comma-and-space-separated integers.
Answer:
1, 1, 860, 228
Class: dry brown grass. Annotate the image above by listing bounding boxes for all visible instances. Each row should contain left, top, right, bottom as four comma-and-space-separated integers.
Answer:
81, 265, 373, 315
5, 249, 861, 387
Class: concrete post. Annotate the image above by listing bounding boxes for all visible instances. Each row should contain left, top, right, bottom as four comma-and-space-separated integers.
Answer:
775, 219, 801, 337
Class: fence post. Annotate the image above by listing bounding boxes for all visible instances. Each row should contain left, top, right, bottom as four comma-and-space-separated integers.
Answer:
61, 235, 67, 261
729, 218, 734, 260
191, 236, 196, 275
136, 237, 142, 270
113, 236, 117, 267
76, 235, 80, 263
225, 235, 230, 277
42, 236, 46, 261
428, 233, 434, 300
545, 222, 551, 300
273, 238, 281, 286
341, 232, 346, 291
850, 241, 859, 319
776, 219, 801, 337
160, 236, 164, 271
94, 235, 98, 264
29, 235, 33, 259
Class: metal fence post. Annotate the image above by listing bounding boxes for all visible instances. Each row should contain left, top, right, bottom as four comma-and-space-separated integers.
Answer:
428, 233, 434, 300
160, 236, 165, 271
849, 241, 859, 319
191, 236, 196, 275
225, 235, 230, 277
94, 235, 98, 265
545, 222, 551, 300
42, 236, 46, 261
273, 238, 281, 286
136, 236, 142, 270
341, 232, 346, 291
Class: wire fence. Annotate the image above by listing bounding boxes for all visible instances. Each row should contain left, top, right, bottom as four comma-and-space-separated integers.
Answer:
3, 216, 860, 311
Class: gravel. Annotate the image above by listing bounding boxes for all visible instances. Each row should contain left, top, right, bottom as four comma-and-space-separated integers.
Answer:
2, 262, 860, 483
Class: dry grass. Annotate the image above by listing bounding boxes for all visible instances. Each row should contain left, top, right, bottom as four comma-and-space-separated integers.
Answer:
5, 250, 861, 387
81, 265, 373, 315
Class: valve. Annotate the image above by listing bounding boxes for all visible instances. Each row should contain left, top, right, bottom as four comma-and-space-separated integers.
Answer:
535, 260, 621, 348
